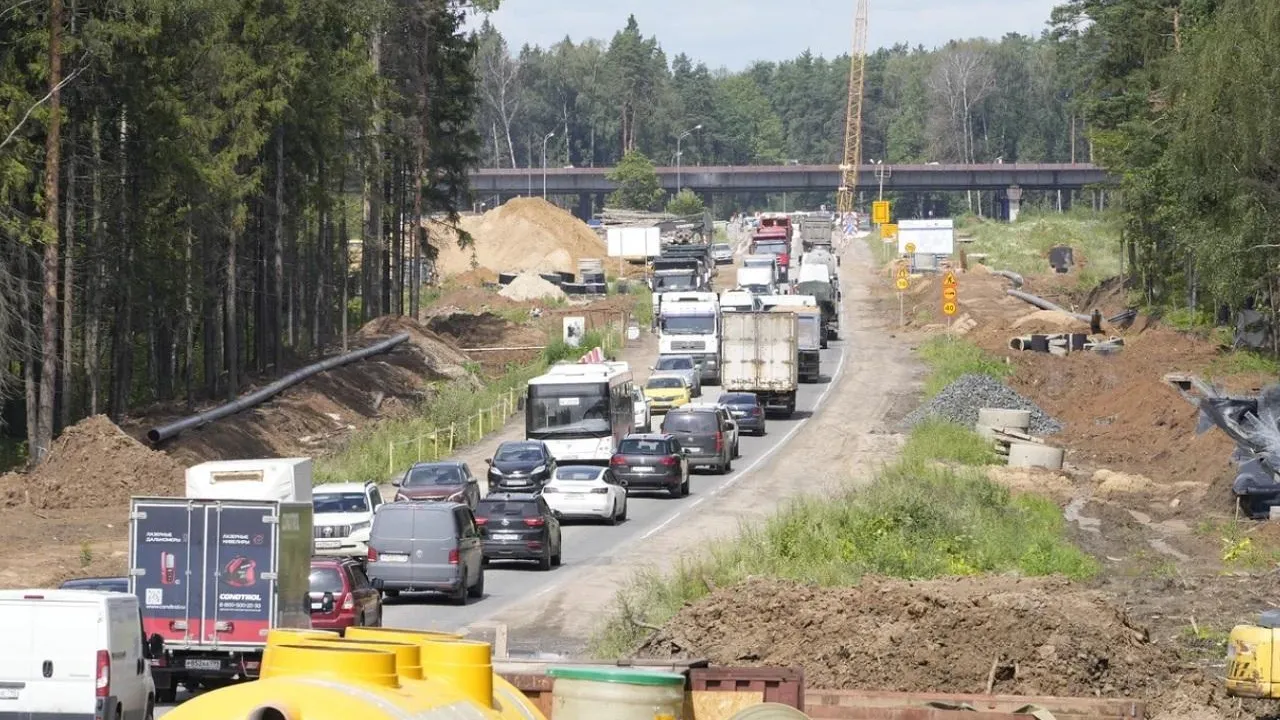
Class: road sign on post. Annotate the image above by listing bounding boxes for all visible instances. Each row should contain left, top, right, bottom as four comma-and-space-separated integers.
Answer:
904, 241, 915, 254
941, 270, 958, 318
872, 200, 891, 225
895, 277, 909, 291
882, 223, 898, 239
943, 301, 957, 316
942, 270, 957, 287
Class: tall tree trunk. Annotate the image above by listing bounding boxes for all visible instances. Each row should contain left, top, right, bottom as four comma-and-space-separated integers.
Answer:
61, 124, 76, 429
225, 224, 238, 399
23, 252, 37, 450
273, 128, 285, 369
36, 0, 64, 462
340, 179, 349, 352
85, 115, 102, 415
183, 224, 194, 410
366, 25, 385, 320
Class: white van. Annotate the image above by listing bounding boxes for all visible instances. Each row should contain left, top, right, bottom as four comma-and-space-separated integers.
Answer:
0, 589, 155, 720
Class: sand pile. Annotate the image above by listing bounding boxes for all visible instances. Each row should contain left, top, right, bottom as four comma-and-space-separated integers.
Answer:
0, 416, 184, 509
639, 576, 1173, 698
499, 272, 567, 302
433, 198, 604, 277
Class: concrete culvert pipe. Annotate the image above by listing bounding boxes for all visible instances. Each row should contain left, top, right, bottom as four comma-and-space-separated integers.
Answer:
1008, 442, 1065, 470
977, 408, 1032, 432
728, 703, 812, 719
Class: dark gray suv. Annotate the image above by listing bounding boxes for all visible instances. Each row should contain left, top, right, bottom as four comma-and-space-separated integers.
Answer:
660, 406, 733, 474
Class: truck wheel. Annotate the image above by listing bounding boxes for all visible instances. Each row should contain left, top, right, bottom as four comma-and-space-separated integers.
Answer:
468, 568, 485, 598
451, 572, 469, 605
725, 456, 733, 473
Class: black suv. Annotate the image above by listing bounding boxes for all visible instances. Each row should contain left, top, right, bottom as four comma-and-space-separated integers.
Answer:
661, 406, 733, 474
610, 434, 690, 497
474, 493, 563, 570
486, 441, 556, 491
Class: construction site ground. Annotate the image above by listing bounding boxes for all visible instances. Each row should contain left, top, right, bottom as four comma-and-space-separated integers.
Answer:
628, 246, 1276, 720
0, 199, 645, 592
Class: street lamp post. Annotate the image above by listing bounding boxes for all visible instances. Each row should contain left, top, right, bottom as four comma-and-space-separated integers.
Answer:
541, 130, 555, 200
675, 124, 702, 193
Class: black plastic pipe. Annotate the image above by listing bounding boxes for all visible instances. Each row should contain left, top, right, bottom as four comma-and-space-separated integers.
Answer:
1005, 289, 1092, 323
147, 332, 411, 445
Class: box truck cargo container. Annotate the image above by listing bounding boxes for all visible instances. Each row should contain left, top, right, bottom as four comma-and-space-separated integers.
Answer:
721, 312, 799, 417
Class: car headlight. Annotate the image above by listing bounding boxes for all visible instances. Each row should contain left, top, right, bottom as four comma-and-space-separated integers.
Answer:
489, 467, 503, 476
446, 491, 463, 502
533, 465, 546, 474
349, 521, 371, 533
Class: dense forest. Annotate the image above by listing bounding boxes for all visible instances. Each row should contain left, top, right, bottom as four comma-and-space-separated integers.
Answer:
1, 0, 1266, 463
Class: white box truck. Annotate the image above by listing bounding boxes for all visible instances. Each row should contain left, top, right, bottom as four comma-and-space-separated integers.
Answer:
721, 311, 799, 417
130, 458, 314, 701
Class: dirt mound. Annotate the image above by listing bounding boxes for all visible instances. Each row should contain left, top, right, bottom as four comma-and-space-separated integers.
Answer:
0, 416, 184, 510
1011, 309, 1091, 334
638, 576, 1172, 698
499, 271, 567, 302
434, 198, 605, 277
449, 267, 500, 287
356, 315, 477, 387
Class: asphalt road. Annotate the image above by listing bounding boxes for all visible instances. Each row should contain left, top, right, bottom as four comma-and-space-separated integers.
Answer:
378, 333, 849, 635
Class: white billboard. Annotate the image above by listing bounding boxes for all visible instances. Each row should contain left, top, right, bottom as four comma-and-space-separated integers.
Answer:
607, 227, 661, 258
897, 219, 955, 255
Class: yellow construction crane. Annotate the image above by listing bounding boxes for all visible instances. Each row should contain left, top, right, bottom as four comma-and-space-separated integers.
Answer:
836, 0, 870, 216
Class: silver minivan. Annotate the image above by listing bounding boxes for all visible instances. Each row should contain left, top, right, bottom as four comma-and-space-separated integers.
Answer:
366, 502, 485, 605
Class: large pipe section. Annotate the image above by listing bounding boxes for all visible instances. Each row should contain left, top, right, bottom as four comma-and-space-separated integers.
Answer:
1005, 289, 1091, 323
993, 270, 1024, 288
147, 332, 411, 445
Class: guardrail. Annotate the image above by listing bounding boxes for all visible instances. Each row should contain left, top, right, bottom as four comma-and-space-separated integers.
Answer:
386, 387, 519, 476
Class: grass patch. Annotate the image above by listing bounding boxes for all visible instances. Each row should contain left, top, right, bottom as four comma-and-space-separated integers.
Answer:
315, 361, 545, 484
631, 284, 654, 329
916, 336, 1012, 397
588, 421, 1096, 658
1206, 350, 1280, 378
541, 329, 617, 365
959, 209, 1121, 285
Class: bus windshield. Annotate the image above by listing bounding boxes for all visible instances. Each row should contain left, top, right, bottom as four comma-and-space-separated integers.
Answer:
527, 382, 612, 438
660, 314, 716, 335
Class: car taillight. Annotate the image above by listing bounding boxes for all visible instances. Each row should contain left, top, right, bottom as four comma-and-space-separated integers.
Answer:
341, 593, 354, 611
523, 517, 545, 528
95, 650, 110, 698
541, 486, 559, 493
753, 406, 763, 416
714, 431, 724, 452
475, 517, 488, 525
660, 456, 678, 466
589, 487, 609, 494
367, 547, 379, 562
448, 548, 459, 565
610, 455, 626, 466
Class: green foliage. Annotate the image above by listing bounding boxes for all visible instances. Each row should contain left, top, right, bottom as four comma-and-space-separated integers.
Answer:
900, 419, 1001, 467
589, 421, 1096, 657
665, 188, 704, 216
607, 150, 665, 210
541, 329, 613, 365
316, 360, 543, 484
916, 336, 1012, 397
1206, 351, 1280, 379
960, 210, 1122, 282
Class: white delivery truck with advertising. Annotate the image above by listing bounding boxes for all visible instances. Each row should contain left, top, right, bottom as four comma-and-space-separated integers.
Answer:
657, 292, 722, 385
129, 458, 314, 701
721, 311, 800, 417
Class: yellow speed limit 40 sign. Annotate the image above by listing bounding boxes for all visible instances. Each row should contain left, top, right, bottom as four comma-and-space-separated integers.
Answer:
942, 301, 958, 316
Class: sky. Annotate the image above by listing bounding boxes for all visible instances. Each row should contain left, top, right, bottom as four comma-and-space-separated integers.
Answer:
464, 1, 1063, 70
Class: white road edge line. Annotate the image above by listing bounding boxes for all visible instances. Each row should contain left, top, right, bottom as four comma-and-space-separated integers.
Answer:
638, 326, 850, 541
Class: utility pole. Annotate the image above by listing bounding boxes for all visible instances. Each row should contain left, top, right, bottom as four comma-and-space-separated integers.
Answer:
541, 130, 555, 200
676, 124, 702, 194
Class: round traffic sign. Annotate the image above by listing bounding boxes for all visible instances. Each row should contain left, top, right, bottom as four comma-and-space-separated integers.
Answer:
942, 287, 957, 301
942, 301, 957, 316
895, 278, 909, 291
895, 267, 909, 279
905, 242, 917, 254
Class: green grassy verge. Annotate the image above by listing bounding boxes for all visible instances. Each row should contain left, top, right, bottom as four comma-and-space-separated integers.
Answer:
588, 418, 1096, 658
958, 209, 1121, 287
917, 336, 1012, 396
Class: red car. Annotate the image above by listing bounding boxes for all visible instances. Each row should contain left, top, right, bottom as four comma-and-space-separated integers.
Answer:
308, 557, 383, 631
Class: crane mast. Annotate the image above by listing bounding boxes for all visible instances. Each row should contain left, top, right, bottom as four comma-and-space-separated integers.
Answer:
836, 0, 869, 216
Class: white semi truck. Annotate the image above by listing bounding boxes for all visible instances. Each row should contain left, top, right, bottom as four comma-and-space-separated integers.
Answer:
657, 292, 722, 385
720, 311, 799, 417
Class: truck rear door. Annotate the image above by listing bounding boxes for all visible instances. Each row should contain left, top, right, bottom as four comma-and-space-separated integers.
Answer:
0, 598, 99, 715
203, 502, 278, 645
131, 499, 203, 646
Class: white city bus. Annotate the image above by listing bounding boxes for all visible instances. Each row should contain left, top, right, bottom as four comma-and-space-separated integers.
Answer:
525, 362, 636, 464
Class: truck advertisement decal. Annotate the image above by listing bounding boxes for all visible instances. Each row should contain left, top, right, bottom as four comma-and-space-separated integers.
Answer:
134, 502, 204, 643
203, 505, 275, 644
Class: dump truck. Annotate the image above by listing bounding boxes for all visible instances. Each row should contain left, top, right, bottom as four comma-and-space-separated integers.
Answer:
721, 311, 799, 417
795, 278, 839, 345
790, 307, 823, 383
130, 458, 314, 701
799, 215, 835, 251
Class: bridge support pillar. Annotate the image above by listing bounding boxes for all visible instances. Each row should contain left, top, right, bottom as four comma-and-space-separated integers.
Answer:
575, 193, 592, 221
1006, 186, 1023, 223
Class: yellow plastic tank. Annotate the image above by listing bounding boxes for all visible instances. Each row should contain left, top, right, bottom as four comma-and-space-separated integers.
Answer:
299, 637, 425, 680
1226, 622, 1279, 697
548, 666, 686, 720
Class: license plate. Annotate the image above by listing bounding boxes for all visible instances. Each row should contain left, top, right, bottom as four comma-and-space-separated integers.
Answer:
380, 553, 409, 563
685, 447, 701, 453
314, 540, 341, 549
0, 689, 18, 700
185, 659, 222, 671
732, 411, 747, 417
631, 466, 653, 473
490, 533, 519, 541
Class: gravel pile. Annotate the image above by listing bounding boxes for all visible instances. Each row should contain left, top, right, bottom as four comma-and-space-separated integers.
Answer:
498, 271, 567, 302
903, 373, 1062, 435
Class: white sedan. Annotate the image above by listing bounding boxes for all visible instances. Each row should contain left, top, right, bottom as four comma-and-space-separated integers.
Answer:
541, 465, 629, 525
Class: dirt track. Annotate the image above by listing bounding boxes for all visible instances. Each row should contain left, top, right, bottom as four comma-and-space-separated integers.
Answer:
471, 234, 922, 651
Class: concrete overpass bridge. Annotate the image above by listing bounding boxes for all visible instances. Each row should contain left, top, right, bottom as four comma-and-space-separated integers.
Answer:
469, 162, 1115, 218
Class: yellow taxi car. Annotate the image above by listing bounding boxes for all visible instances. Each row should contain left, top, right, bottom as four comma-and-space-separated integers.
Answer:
643, 374, 692, 413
